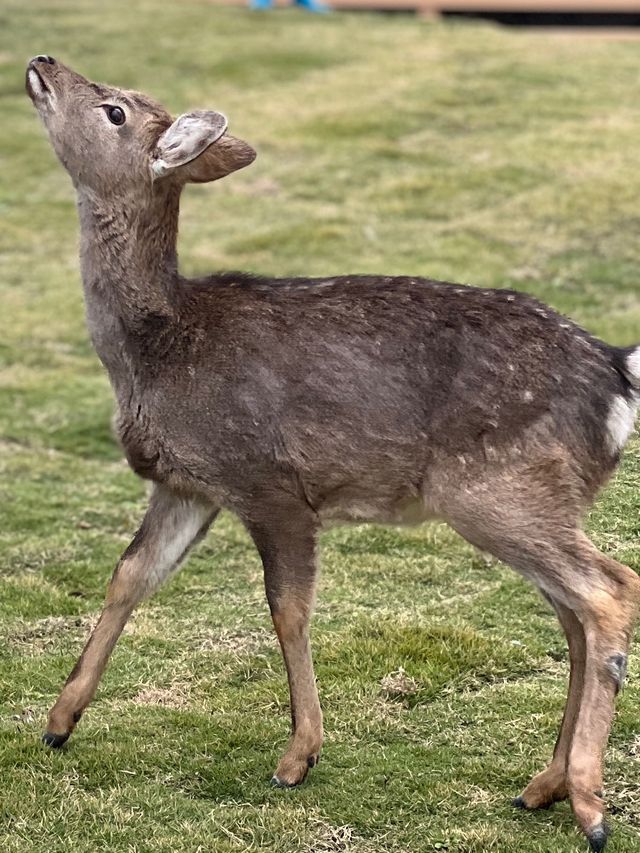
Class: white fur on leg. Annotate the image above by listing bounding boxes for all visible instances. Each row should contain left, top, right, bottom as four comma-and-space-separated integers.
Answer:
139, 489, 215, 596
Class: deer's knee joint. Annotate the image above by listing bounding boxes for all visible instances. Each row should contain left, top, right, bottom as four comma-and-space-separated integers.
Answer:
270, 589, 312, 622
272, 605, 310, 642
606, 653, 628, 694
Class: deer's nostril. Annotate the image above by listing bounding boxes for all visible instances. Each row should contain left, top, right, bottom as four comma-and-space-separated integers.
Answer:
34, 55, 55, 65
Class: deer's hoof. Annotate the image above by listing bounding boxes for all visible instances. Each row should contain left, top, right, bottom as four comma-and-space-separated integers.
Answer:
586, 823, 610, 853
42, 731, 70, 749
511, 793, 554, 811
271, 749, 320, 788
270, 774, 299, 789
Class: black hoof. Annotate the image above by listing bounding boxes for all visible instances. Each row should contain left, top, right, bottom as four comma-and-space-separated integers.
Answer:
42, 731, 70, 749
586, 823, 610, 853
512, 794, 554, 812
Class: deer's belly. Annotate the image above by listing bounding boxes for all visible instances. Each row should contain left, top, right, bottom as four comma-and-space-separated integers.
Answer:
317, 487, 432, 527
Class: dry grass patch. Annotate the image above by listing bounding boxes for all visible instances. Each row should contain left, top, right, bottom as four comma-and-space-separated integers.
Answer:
196, 626, 276, 656
131, 683, 193, 710
380, 667, 419, 701
304, 820, 382, 853
7, 614, 96, 654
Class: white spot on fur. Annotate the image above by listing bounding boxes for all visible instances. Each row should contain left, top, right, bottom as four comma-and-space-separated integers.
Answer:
523, 390, 533, 403
151, 159, 170, 178
606, 395, 638, 453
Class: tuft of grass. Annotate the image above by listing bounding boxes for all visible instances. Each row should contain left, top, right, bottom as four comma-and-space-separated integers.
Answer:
1, 2, 640, 851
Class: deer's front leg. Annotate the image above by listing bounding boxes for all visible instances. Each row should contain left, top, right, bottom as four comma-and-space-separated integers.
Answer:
247, 500, 322, 787
43, 486, 217, 748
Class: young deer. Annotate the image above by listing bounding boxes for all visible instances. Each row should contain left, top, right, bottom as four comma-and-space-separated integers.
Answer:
27, 55, 640, 852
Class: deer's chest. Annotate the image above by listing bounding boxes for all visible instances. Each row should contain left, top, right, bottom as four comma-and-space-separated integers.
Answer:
115, 406, 167, 481
114, 396, 223, 498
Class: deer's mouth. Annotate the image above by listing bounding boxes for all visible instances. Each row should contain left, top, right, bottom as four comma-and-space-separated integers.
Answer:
26, 62, 54, 107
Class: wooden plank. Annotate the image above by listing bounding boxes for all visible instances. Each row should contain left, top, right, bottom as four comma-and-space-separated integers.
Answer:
419, 0, 640, 9
209, 0, 640, 8
326, 0, 428, 7
336, 0, 640, 9
207, 0, 640, 14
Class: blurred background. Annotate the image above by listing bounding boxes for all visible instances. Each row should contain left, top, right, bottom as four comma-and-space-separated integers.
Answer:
1, 2, 640, 852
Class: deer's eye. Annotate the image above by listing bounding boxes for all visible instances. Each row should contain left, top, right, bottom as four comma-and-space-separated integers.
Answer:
105, 106, 125, 126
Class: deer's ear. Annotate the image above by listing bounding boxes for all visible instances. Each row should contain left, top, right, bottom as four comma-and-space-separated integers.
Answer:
151, 110, 229, 178
179, 133, 256, 184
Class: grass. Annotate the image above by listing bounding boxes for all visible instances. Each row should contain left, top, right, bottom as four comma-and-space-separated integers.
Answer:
1, 2, 640, 850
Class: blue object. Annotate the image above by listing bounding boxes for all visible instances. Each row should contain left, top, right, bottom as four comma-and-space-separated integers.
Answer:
249, 0, 331, 10
294, 0, 330, 11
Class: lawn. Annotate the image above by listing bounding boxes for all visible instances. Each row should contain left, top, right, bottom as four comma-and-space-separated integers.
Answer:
2, 2, 640, 851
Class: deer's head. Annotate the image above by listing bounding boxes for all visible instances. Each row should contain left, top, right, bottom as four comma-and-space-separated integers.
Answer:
26, 55, 256, 199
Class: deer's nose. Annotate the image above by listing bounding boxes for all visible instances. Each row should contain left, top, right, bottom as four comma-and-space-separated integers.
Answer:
33, 55, 55, 65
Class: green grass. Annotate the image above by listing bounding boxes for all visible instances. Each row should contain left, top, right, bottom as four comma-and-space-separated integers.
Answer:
2, 2, 640, 850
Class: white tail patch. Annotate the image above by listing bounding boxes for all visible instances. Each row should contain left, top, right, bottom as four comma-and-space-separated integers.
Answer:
606, 394, 639, 453
626, 347, 640, 385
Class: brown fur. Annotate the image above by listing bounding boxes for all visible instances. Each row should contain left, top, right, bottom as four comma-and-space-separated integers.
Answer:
27, 56, 640, 851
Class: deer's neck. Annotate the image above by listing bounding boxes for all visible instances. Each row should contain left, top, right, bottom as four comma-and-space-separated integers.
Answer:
77, 185, 181, 393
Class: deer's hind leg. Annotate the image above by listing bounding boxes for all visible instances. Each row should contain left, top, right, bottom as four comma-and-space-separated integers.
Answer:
43, 485, 217, 748
563, 541, 640, 852
442, 465, 640, 852
513, 595, 585, 810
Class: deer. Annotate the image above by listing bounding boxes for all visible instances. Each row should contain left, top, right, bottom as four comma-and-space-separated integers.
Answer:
25, 54, 640, 852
